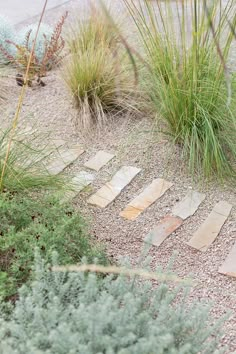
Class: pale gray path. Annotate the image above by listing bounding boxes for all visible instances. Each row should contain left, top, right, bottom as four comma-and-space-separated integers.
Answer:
0, 0, 72, 24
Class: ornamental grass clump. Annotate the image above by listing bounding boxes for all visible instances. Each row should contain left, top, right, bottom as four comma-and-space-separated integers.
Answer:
124, 0, 236, 179
63, 10, 137, 130
0, 251, 227, 353
0, 129, 66, 192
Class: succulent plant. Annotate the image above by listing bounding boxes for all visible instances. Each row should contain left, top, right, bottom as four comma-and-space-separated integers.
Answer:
0, 15, 16, 64
19, 23, 53, 62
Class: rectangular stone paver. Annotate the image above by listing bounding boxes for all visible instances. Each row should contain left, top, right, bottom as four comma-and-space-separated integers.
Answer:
219, 242, 236, 278
84, 151, 115, 171
145, 215, 183, 247
186, 201, 232, 252
61, 171, 95, 202
87, 166, 141, 208
46, 147, 84, 175
172, 190, 206, 220
17, 125, 35, 141
120, 178, 173, 220
51, 139, 66, 149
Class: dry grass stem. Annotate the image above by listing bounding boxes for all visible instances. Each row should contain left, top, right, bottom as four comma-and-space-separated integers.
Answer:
0, 0, 48, 190
52, 264, 193, 285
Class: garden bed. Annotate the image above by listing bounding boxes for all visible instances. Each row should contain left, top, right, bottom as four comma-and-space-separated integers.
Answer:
1, 63, 236, 350
1, 0, 236, 351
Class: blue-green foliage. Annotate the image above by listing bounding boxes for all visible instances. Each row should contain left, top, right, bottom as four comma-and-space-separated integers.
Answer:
19, 23, 53, 62
0, 252, 227, 354
0, 15, 16, 64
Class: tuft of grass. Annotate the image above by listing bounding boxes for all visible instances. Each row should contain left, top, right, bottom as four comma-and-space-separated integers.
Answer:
124, 0, 236, 180
0, 129, 66, 192
0, 0, 49, 190
62, 9, 138, 130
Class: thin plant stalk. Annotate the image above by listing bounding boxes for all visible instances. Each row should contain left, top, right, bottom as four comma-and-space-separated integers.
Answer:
52, 263, 192, 285
0, 0, 48, 191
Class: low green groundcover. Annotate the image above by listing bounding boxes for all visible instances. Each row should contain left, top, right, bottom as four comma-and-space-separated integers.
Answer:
0, 192, 107, 298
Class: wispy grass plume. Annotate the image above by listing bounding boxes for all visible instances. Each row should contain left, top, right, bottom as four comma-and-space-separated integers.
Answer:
124, 0, 236, 180
62, 7, 138, 130
0, 129, 66, 192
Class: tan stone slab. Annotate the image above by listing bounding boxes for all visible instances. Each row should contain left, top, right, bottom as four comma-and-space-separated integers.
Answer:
219, 242, 236, 278
186, 201, 232, 252
84, 151, 115, 171
145, 215, 183, 247
120, 178, 173, 220
87, 166, 141, 208
172, 190, 206, 220
46, 160, 66, 175
20, 125, 33, 133
61, 171, 94, 202
51, 139, 66, 149
17, 125, 35, 141
46, 147, 84, 175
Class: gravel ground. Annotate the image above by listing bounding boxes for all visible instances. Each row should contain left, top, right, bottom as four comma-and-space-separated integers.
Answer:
1, 0, 236, 351
2, 68, 236, 352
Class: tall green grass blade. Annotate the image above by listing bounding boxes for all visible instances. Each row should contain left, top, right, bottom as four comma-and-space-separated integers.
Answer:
124, 0, 236, 180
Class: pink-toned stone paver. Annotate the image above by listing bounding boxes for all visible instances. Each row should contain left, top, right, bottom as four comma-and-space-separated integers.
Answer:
172, 190, 206, 220
145, 215, 183, 247
219, 242, 236, 278
46, 147, 84, 175
87, 166, 141, 208
186, 201, 232, 252
84, 151, 115, 171
120, 178, 173, 220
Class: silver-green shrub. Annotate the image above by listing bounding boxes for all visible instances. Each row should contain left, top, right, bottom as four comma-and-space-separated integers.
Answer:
0, 252, 227, 354
0, 15, 16, 64
19, 23, 53, 62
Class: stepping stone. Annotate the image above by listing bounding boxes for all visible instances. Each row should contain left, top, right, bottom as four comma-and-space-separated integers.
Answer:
172, 190, 206, 220
87, 166, 141, 208
145, 215, 183, 247
61, 171, 95, 202
45, 139, 67, 154
17, 125, 35, 140
19, 125, 33, 134
186, 201, 232, 252
46, 147, 84, 175
51, 139, 66, 149
218, 242, 236, 278
120, 178, 173, 220
84, 151, 115, 171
